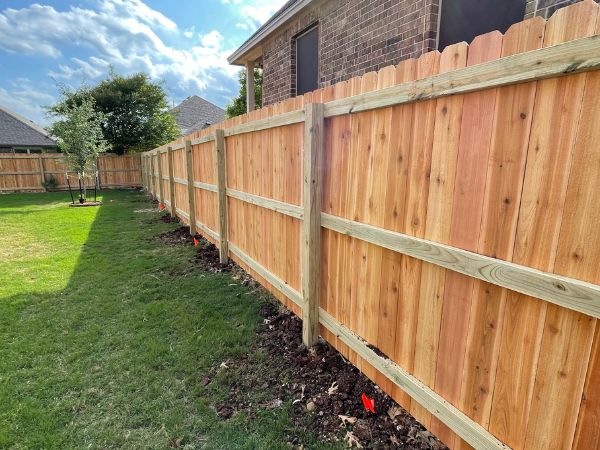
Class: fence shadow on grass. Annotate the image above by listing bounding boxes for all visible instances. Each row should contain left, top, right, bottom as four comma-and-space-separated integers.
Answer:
0, 189, 269, 449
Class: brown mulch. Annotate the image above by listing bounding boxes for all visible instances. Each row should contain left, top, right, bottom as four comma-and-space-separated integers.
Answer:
69, 201, 102, 207
154, 226, 194, 245
189, 238, 447, 450
160, 214, 180, 224
192, 236, 231, 272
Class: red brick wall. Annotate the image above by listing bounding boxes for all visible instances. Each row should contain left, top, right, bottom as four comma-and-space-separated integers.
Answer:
261, 0, 594, 105
262, 0, 440, 105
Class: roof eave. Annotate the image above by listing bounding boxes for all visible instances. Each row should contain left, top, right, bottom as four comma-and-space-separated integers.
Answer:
227, 0, 314, 66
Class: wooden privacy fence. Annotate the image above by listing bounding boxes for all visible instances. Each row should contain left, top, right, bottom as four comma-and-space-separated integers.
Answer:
142, 3, 600, 449
0, 153, 141, 192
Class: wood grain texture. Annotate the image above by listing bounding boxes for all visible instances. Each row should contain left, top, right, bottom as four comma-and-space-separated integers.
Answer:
376, 59, 416, 407
138, 6, 600, 448
490, 6, 598, 448
185, 140, 196, 235
215, 129, 228, 263
323, 33, 600, 117
167, 146, 176, 217
431, 33, 503, 447
226, 188, 303, 219
319, 309, 510, 450
302, 103, 325, 346
524, 4, 600, 449
456, 12, 545, 434
404, 49, 440, 427
413, 42, 468, 434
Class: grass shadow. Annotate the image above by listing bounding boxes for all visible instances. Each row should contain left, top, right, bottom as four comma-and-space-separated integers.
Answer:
0, 190, 331, 449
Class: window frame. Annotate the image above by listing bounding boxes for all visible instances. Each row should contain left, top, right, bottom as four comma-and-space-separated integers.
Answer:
294, 23, 319, 97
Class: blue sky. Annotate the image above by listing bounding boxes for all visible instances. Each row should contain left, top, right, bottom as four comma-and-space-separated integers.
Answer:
0, 0, 286, 125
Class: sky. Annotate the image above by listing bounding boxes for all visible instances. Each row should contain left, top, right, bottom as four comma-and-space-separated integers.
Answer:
0, 0, 287, 126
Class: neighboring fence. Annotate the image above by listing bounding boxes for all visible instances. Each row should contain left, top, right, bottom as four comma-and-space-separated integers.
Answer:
0, 153, 142, 192
141, 3, 600, 450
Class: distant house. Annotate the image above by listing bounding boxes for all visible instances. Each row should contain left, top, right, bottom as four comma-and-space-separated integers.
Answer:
171, 95, 226, 136
0, 105, 57, 154
228, 0, 585, 111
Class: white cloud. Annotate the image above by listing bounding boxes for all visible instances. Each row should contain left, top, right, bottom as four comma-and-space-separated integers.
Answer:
0, 78, 55, 126
0, 0, 290, 125
0, 0, 245, 121
221, 0, 287, 32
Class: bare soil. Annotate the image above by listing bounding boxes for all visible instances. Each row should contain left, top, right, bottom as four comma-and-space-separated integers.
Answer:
189, 236, 448, 450
69, 201, 102, 207
154, 225, 193, 245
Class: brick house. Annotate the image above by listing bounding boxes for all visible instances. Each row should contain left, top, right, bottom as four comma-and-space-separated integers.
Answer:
228, 0, 592, 111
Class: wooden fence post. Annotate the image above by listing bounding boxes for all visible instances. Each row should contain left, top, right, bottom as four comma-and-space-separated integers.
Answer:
97, 157, 102, 190
167, 146, 176, 217
152, 153, 157, 197
142, 155, 147, 190
148, 155, 152, 196
185, 140, 197, 235
302, 103, 325, 347
38, 155, 46, 191
145, 154, 149, 190
215, 129, 228, 264
157, 150, 164, 204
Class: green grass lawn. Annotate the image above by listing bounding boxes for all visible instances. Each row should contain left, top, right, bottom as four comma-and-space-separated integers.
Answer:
0, 190, 332, 450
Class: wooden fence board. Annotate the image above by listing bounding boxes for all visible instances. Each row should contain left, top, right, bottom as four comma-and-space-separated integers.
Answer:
455, 11, 544, 437
406, 49, 441, 427
433, 30, 504, 449
413, 42, 468, 434
139, 7, 600, 448
490, 6, 597, 448
524, 4, 600, 448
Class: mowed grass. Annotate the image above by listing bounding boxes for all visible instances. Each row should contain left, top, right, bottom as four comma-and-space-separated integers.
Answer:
0, 190, 330, 450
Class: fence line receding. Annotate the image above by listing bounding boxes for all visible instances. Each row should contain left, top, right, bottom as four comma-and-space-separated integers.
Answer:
141, 3, 600, 450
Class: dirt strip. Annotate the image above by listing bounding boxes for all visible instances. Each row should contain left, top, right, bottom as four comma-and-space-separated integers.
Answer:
188, 234, 448, 450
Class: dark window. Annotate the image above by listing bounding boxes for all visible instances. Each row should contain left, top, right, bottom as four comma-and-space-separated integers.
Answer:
438, 0, 526, 50
296, 26, 318, 95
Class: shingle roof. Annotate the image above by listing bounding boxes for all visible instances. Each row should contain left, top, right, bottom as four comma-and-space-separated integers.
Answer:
0, 105, 57, 147
171, 96, 226, 135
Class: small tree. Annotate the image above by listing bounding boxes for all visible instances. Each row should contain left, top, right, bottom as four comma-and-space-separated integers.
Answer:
48, 72, 180, 154
48, 95, 108, 203
225, 68, 262, 118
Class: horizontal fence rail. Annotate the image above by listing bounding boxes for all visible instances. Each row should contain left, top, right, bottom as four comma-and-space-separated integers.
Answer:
140, 4, 600, 450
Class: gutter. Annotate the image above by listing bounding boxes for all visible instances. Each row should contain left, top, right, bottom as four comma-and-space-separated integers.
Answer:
227, 0, 314, 65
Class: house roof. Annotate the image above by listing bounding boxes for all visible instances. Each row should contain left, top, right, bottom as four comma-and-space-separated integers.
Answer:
171, 95, 226, 135
0, 105, 57, 148
228, 0, 313, 66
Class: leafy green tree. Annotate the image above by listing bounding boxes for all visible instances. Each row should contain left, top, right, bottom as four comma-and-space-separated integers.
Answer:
48, 94, 108, 202
48, 72, 180, 154
225, 68, 262, 118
